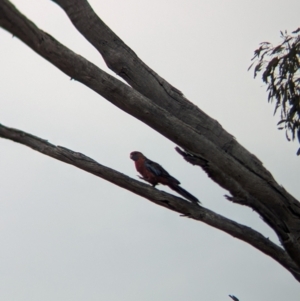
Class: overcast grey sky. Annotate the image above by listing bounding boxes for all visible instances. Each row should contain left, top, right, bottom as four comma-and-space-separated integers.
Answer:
1, 0, 300, 300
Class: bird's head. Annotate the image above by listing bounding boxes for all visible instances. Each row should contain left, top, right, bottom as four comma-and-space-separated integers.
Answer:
130, 151, 144, 161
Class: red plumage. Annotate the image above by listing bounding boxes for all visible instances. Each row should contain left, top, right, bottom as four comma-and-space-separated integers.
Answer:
130, 151, 200, 204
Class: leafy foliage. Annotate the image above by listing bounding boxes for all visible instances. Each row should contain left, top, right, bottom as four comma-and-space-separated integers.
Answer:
250, 28, 300, 150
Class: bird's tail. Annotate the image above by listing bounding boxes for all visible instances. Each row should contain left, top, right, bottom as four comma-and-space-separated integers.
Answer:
168, 184, 200, 205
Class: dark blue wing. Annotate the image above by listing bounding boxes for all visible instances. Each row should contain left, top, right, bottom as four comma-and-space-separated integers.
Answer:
145, 159, 167, 176
145, 159, 180, 185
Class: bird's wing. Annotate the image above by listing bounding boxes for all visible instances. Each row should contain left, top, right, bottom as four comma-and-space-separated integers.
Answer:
145, 159, 181, 185
144, 159, 167, 176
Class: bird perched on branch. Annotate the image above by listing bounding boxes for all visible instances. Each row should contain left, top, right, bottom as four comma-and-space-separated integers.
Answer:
130, 151, 200, 204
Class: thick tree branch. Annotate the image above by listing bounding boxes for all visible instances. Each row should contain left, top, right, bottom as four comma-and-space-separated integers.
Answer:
51, 0, 269, 181
51, 0, 300, 265
175, 147, 293, 233
1, 0, 300, 268
51, 0, 300, 201
49, 0, 296, 197
0, 122, 299, 281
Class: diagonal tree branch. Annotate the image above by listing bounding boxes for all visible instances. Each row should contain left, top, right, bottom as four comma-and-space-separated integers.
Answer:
51, 0, 268, 180
50, 0, 300, 210
0, 122, 299, 281
1, 0, 300, 268
49, 0, 294, 195
51, 0, 300, 265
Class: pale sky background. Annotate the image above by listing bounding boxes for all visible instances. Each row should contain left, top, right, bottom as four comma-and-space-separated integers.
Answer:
0, 0, 300, 300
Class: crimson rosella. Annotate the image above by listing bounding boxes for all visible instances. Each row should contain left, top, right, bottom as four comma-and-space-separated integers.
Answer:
130, 151, 199, 204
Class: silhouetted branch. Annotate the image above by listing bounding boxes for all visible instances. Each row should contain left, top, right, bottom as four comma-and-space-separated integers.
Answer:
1, 0, 300, 271
229, 295, 239, 301
0, 123, 300, 281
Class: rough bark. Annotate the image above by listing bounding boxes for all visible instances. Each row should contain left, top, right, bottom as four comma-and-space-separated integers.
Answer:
1, 122, 300, 281
0, 0, 300, 274
52, 0, 300, 267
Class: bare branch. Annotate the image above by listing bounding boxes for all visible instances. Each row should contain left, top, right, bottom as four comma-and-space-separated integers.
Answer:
175, 147, 292, 232
49, 0, 300, 267
1, 0, 300, 268
0, 122, 300, 281
51, 0, 275, 183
